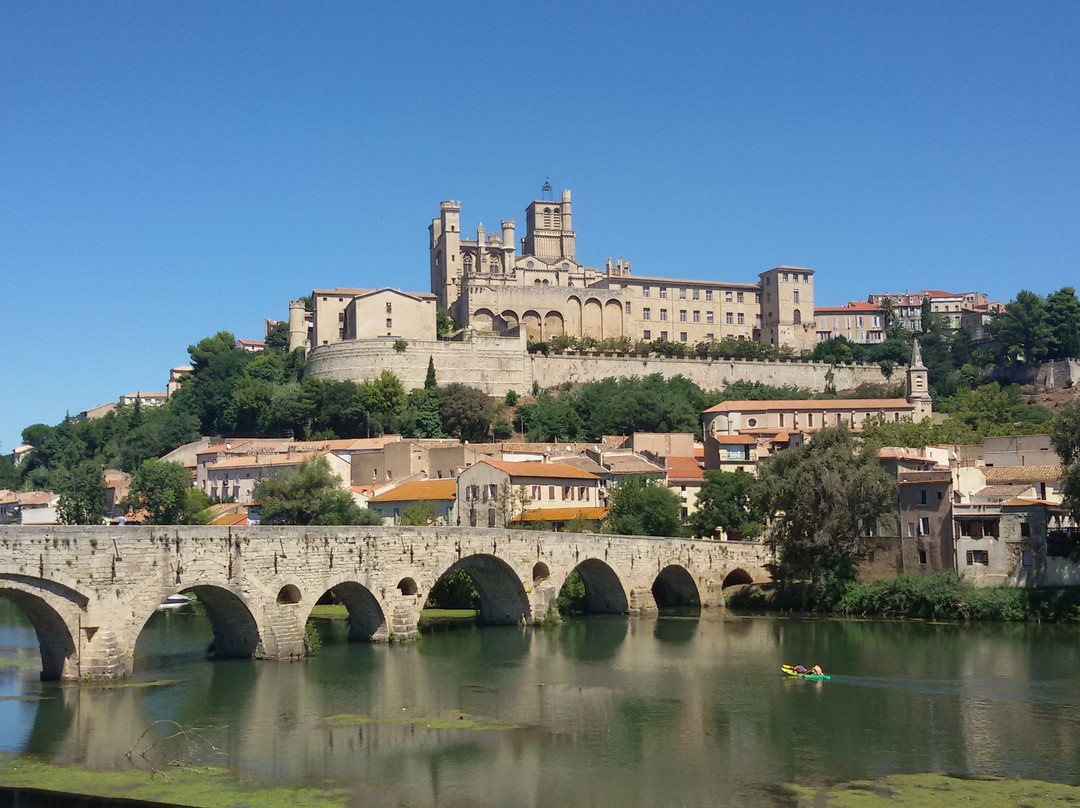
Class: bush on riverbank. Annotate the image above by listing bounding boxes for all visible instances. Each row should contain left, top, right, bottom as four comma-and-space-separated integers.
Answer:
728, 572, 1080, 622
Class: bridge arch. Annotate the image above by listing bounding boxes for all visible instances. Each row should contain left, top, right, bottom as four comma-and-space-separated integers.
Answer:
651, 565, 700, 611
0, 583, 80, 681
571, 558, 629, 615
722, 569, 754, 588
440, 554, 530, 626
306, 581, 388, 642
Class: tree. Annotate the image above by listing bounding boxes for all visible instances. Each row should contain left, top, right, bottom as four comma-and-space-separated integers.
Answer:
1045, 287, 1080, 360
424, 356, 437, 389
752, 426, 896, 604
57, 461, 107, 525
253, 456, 380, 525
603, 474, 684, 537
265, 321, 290, 352
990, 290, 1050, 366
879, 296, 898, 332
1052, 400, 1080, 523
439, 384, 494, 443
436, 308, 454, 336
400, 501, 438, 526
128, 459, 200, 524
689, 470, 764, 540
495, 481, 532, 526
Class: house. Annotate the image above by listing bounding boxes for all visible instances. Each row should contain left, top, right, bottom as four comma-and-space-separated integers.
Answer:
18, 492, 59, 525
702, 434, 758, 472
118, 392, 167, 408
815, 301, 886, 344
666, 456, 705, 523
367, 479, 457, 526
455, 460, 601, 528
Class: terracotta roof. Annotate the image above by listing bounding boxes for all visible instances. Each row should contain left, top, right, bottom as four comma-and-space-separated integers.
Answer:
368, 479, 457, 503
601, 454, 665, 475
983, 465, 1061, 484
666, 456, 704, 483
622, 275, 760, 290
974, 484, 1033, 501
207, 452, 318, 470
711, 435, 757, 445
770, 431, 791, 443
555, 456, 608, 476
693, 446, 705, 459
704, 399, 912, 413
512, 506, 609, 522
211, 513, 248, 526
477, 460, 599, 480
814, 301, 883, 313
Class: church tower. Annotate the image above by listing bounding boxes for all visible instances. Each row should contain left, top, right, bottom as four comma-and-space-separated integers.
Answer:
523, 185, 576, 261
906, 339, 933, 422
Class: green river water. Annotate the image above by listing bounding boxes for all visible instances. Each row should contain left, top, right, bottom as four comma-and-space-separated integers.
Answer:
0, 600, 1078, 806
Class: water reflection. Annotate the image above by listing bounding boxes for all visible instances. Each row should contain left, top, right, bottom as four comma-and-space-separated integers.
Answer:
0, 601, 1078, 805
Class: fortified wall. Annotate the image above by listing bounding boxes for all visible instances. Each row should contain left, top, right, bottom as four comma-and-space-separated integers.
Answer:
303, 336, 890, 395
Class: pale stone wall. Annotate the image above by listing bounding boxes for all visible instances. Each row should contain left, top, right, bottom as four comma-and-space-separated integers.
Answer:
0, 525, 773, 681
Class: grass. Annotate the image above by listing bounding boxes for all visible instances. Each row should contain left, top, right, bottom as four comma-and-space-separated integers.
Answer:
306, 605, 477, 621
784, 772, 1080, 806
0, 757, 353, 808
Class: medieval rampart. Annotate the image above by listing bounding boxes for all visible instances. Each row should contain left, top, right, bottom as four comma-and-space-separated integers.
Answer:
304, 337, 889, 394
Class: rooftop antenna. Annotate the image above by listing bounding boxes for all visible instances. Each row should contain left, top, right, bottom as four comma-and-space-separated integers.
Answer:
541, 177, 553, 200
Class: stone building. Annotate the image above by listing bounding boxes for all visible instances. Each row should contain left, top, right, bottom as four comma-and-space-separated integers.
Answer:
428, 185, 816, 351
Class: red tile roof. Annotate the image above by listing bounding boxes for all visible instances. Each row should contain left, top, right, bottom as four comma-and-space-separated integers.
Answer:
478, 460, 598, 480
368, 479, 458, 503
513, 506, 609, 522
704, 399, 912, 413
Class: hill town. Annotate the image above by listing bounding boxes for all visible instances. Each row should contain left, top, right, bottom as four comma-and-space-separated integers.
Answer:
4, 186, 1080, 616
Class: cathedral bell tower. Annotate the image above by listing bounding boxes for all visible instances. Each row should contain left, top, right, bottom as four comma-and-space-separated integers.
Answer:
906, 339, 933, 422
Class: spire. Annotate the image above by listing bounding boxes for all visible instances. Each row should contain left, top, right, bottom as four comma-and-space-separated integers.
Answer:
910, 338, 926, 370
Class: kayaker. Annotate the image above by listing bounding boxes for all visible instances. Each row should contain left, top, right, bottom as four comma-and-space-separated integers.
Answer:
794, 664, 806, 674
810, 664, 824, 676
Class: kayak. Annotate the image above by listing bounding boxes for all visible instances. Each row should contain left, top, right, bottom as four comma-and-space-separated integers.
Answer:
781, 664, 830, 681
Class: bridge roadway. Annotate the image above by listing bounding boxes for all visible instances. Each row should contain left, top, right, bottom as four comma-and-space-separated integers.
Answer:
0, 525, 773, 681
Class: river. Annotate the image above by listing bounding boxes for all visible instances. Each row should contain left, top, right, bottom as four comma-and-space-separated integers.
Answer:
0, 600, 1078, 806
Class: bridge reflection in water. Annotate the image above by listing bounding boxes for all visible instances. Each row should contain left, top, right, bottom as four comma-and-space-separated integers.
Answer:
3, 604, 1080, 807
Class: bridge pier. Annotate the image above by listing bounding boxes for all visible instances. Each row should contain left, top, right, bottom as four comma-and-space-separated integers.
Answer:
627, 586, 659, 617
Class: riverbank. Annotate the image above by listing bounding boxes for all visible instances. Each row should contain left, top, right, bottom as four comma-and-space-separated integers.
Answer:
727, 571, 1080, 621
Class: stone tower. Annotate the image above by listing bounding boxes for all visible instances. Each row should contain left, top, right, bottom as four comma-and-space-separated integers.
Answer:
523, 189, 576, 261
906, 339, 933, 422
288, 300, 309, 353
429, 200, 462, 311
758, 266, 816, 352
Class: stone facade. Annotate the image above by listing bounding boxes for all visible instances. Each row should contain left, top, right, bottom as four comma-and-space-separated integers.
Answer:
303, 336, 891, 398
0, 525, 773, 681
429, 187, 815, 350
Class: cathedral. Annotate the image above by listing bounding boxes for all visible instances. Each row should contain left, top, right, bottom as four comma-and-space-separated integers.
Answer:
429, 183, 818, 351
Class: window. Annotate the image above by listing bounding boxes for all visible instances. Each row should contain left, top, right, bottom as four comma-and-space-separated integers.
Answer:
643, 286, 651, 297
706, 333, 714, 340
1022, 549, 1033, 567
737, 313, 744, 325
725, 291, 733, 302
532, 485, 541, 500
625, 302, 631, 314
779, 413, 785, 427
643, 308, 651, 320
692, 289, 700, 300
660, 309, 668, 321
693, 310, 700, 323
680, 332, 688, 342
548, 486, 555, 500
856, 316, 863, 328
782, 272, 789, 282
579, 486, 588, 500
966, 550, 989, 565
386, 301, 392, 313
919, 489, 928, 505
1020, 522, 1031, 538
643, 330, 651, 340
563, 486, 572, 500
725, 312, 733, 324
908, 522, 915, 537
706, 311, 714, 324
793, 290, 800, 303
755, 293, 761, 304
737, 292, 744, 303
386, 318, 392, 328
679, 288, 687, 299
919, 517, 930, 535
705, 290, 714, 301
660, 331, 668, 341
918, 549, 927, 565
679, 310, 687, 322
488, 508, 496, 527
659, 288, 668, 299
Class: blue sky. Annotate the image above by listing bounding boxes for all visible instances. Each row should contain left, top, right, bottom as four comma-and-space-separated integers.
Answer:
2, 1, 1079, 453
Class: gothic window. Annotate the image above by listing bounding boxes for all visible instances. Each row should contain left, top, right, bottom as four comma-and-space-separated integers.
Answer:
463, 254, 473, 273
793, 309, 802, 324
543, 207, 552, 228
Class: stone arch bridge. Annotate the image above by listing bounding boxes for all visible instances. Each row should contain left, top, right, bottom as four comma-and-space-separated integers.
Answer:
0, 525, 772, 681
